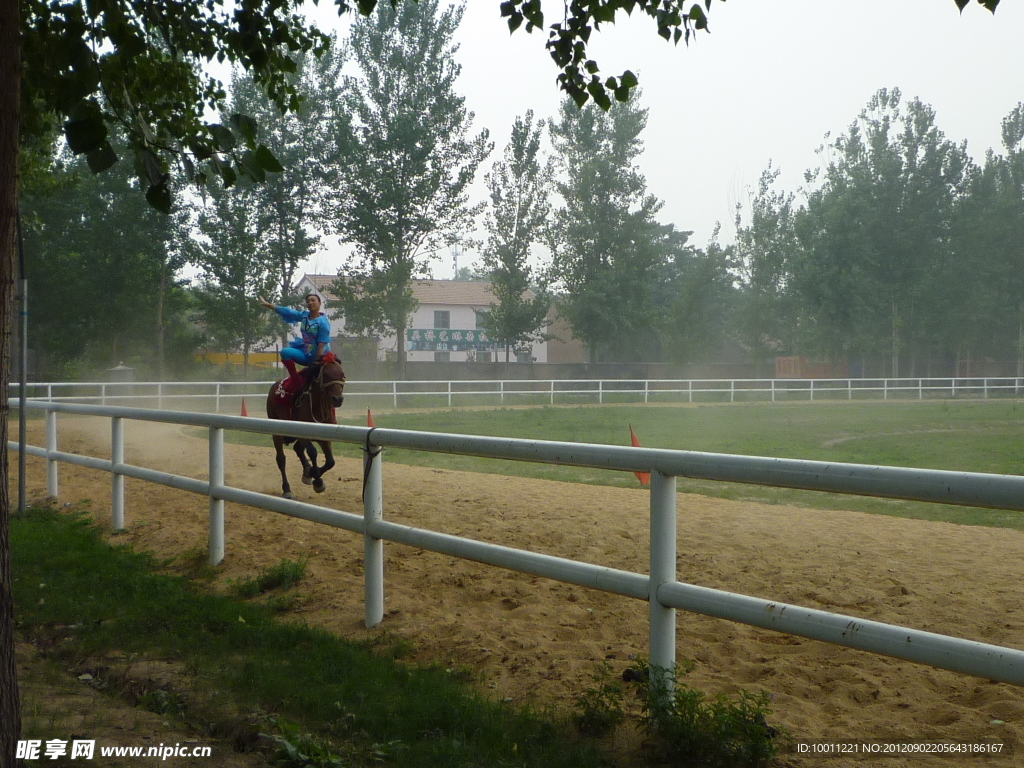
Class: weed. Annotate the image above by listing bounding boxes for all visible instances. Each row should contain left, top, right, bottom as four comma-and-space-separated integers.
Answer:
232, 557, 309, 598
642, 666, 781, 767
261, 718, 345, 768
572, 663, 625, 736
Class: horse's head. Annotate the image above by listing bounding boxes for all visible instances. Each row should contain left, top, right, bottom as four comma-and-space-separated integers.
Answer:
318, 357, 346, 408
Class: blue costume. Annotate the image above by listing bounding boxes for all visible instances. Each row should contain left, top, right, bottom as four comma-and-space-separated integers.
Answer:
273, 305, 331, 367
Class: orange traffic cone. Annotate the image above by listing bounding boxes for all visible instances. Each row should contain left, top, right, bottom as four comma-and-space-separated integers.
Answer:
629, 424, 650, 487
240, 398, 248, 417
367, 408, 375, 428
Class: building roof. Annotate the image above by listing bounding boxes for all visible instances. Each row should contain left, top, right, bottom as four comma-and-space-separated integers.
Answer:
299, 275, 531, 307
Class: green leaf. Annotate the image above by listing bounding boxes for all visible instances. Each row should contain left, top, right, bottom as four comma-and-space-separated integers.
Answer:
210, 123, 236, 152
954, 0, 970, 9
254, 145, 284, 173
230, 113, 259, 147
240, 150, 266, 183
620, 70, 638, 89
587, 81, 611, 111
86, 142, 118, 174
136, 149, 164, 187
145, 181, 172, 214
64, 104, 107, 154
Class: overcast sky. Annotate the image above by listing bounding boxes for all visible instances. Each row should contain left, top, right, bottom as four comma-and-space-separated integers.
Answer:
298, 0, 1024, 280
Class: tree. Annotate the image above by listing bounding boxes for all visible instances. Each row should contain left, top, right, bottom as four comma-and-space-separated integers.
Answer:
733, 163, 799, 361
331, 0, 491, 377
794, 89, 970, 376
479, 111, 552, 363
226, 42, 347, 325
19, 145, 190, 378
547, 95, 675, 363
185, 190, 280, 377
659, 226, 737, 363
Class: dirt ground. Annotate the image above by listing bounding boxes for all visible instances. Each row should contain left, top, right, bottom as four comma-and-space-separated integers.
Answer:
9, 415, 1024, 767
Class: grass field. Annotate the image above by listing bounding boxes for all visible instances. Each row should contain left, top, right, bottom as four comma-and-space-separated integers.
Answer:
221, 399, 1024, 529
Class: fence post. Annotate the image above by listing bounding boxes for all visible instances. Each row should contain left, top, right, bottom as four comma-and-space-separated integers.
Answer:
215, 383, 221, 413
550, 380, 555, 405
847, 378, 852, 400
984, 378, 989, 399
809, 380, 814, 402
208, 427, 225, 565
111, 417, 125, 531
364, 441, 385, 628
884, 379, 888, 400
730, 380, 735, 403
101, 383, 107, 406
448, 381, 452, 408
500, 380, 505, 405
649, 471, 677, 699
47, 383, 52, 402
599, 380, 603, 404
771, 379, 776, 403
158, 382, 163, 410
45, 410, 58, 498
688, 380, 692, 404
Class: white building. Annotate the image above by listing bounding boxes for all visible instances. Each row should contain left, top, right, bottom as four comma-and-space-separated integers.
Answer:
294, 275, 548, 364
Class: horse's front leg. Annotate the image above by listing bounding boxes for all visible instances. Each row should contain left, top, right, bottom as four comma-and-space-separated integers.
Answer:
312, 441, 334, 494
273, 436, 292, 499
295, 440, 314, 485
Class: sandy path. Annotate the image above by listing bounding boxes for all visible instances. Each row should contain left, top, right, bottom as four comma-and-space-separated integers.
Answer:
9, 415, 1024, 767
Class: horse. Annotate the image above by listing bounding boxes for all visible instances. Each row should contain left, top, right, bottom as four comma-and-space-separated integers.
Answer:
265, 355, 346, 498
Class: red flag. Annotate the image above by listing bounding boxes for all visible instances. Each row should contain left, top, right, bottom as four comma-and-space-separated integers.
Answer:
629, 424, 650, 486
240, 398, 248, 417
367, 408, 375, 428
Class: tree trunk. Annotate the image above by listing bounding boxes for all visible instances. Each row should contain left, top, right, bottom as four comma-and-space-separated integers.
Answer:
0, 0, 24, 759
891, 298, 900, 379
396, 321, 407, 380
156, 258, 167, 381
1017, 300, 1023, 381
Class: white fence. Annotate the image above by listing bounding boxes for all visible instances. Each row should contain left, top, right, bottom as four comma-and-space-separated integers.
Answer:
10, 375, 1024, 412
8, 398, 1024, 695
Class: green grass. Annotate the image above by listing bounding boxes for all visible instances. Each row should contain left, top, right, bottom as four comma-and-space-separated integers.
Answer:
12, 509, 606, 768
224, 399, 1024, 529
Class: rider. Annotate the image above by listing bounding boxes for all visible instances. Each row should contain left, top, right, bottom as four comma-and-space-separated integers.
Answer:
258, 293, 332, 391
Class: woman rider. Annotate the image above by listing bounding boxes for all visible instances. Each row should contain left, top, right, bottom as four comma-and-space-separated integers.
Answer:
258, 293, 331, 390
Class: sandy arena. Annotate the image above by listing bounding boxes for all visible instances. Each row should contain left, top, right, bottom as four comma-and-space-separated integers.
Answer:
9, 415, 1024, 766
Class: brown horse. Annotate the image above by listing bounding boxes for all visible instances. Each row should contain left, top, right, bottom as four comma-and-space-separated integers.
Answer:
265, 357, 346, 498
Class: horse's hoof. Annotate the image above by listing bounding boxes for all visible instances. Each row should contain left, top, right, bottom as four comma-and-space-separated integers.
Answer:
301, 474, 313, 485
314, 481, 326, 494
283, 491, 293, 500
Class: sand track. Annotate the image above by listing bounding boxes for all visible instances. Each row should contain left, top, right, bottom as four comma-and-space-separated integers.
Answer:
9, 416, 1024, 766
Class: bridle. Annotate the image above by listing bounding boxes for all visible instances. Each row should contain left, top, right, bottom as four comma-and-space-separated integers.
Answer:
306, 362, 345, 424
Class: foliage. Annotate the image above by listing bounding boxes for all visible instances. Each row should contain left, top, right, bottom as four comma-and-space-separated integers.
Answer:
330, 0, 491, 377
224, 43, 347, 317
18, 144, 198, 377
572, 663, 625, 736
642, 666, 780, 767
184, 186, 281, 373
795, 89, 972, 374
479, 111, 552, 361
547, 95, 681, 362
262, 718, 346, 768
733, 164, 799, 360
232, 557, 309, 599
20, 0, 331, 212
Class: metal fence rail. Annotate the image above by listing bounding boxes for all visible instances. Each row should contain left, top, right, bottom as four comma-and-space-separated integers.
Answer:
11, 375, 1024, 411
8, 398, 1024, 693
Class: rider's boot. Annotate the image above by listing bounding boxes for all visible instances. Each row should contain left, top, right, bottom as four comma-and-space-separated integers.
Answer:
281, 359, 303, 393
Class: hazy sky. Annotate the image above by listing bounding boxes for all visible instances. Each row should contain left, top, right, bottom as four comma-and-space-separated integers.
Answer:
298, 0, 1023, 279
